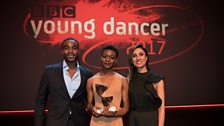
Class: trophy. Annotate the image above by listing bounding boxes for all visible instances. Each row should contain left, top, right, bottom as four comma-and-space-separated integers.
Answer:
95, 84, 117, 114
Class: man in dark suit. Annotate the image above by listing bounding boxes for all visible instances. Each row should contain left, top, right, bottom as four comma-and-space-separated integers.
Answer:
34, 37, 93, 126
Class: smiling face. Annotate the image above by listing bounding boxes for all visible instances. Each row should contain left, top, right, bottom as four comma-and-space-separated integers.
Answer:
62, 40, 79, 63
131, 47, 148, 70
101, 49, 117, 69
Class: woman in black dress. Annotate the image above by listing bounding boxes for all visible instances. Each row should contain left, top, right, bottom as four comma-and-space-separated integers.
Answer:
127, 44, 165, 126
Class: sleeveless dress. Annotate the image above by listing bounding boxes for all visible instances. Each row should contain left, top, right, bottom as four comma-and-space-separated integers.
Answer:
90, 72, 125, 126
128, 71, 164, 126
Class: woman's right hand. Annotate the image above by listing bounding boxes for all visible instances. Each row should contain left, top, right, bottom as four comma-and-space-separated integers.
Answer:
92, 106, 103, 117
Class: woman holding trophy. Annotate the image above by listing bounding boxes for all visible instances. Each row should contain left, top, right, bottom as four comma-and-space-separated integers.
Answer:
87, 45, 129, 126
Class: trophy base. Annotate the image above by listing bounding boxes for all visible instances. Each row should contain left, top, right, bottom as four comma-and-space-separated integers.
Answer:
94, 107, 104, 114
109, 106, 117, 112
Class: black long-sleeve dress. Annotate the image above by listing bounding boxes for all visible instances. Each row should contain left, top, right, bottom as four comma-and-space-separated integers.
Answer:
128, 71, 164, 126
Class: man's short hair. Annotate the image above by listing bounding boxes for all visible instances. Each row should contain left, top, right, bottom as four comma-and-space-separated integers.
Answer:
61, 37, 79, 49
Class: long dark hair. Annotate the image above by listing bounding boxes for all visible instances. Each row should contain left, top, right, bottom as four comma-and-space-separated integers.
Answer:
128, 44, 150, 81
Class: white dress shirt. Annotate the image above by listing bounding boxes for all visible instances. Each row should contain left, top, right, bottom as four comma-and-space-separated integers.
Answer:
63, 60, 81, 98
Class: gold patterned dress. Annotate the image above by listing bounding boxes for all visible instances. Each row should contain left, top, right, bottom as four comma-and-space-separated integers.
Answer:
90, 72, 125, 126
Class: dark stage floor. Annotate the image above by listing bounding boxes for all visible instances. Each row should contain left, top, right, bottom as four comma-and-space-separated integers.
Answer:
0, 104, 223, 126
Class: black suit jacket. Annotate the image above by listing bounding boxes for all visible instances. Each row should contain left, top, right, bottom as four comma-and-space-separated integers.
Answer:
34, 62, 93, 126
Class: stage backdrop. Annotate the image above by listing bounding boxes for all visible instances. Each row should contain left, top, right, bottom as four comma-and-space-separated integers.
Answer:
0, 0, 223, 110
